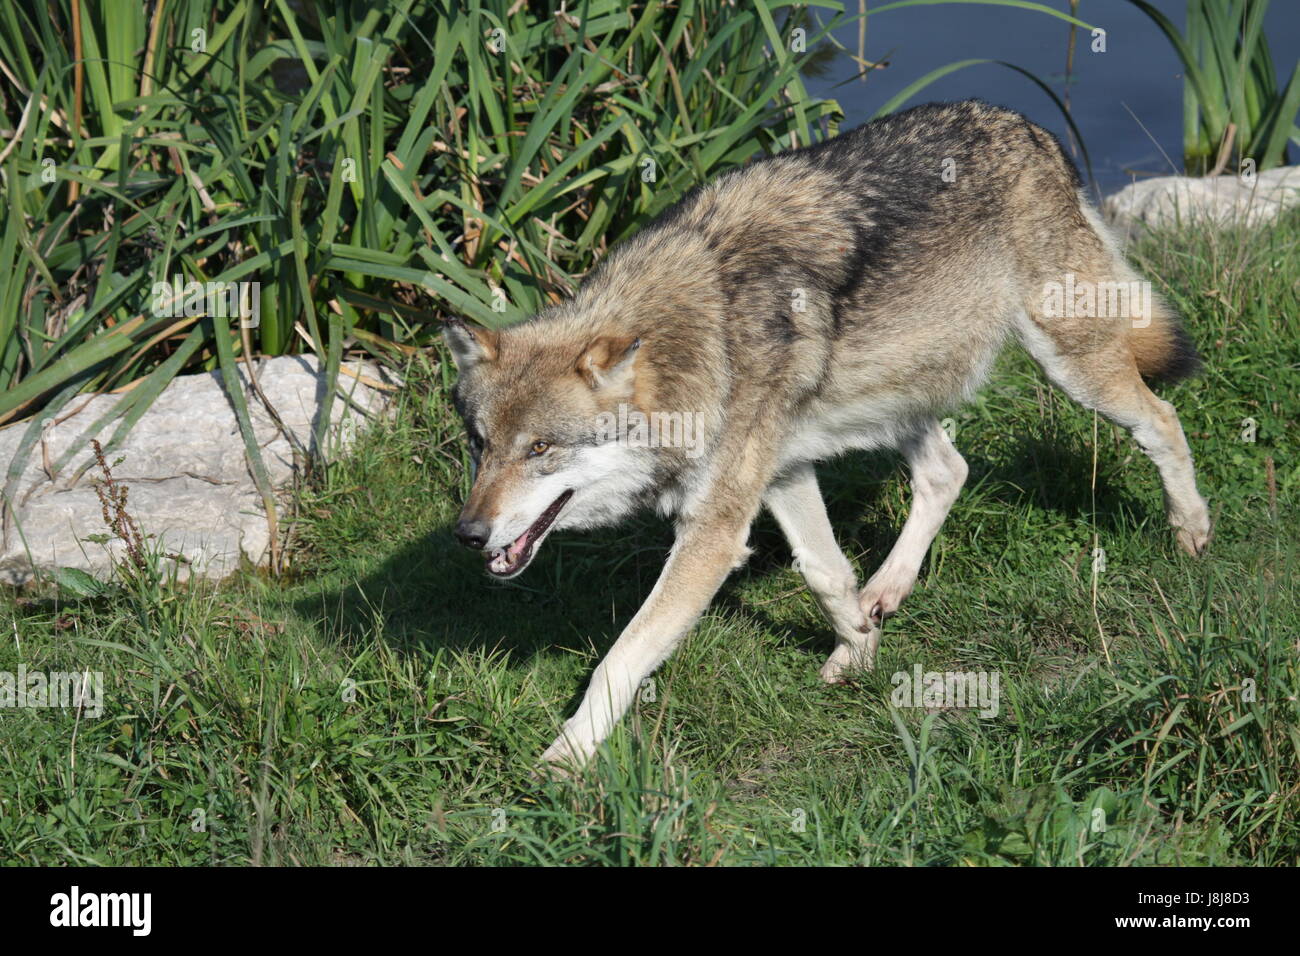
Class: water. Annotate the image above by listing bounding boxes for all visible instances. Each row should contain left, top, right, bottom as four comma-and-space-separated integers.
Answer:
801, 0, 1300, 195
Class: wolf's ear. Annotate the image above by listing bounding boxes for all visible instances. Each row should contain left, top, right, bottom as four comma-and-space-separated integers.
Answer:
577, 335, 640, 391
442, 317, 499, 370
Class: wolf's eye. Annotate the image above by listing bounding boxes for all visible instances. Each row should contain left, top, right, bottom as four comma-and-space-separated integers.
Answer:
528, 440, 550, 458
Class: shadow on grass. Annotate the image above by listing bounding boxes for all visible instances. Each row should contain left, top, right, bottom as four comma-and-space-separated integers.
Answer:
293, 430, 1154, 673
292, 514, 669, 661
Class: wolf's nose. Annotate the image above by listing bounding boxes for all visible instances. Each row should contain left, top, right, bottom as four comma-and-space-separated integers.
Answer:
454, 519, 490, 550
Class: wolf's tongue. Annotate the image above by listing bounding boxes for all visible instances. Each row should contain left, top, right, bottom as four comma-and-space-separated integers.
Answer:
506, 528, 532, 560
487, 515, 544, 573
485, 490, 574, 576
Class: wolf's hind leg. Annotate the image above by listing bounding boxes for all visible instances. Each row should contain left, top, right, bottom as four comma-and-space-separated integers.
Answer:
859, 419, 968, 628
1016, 316, 1211, 555
764, 463, 871, 683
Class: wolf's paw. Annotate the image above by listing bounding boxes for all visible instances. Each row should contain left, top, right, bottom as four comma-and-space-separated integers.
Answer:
819, 657, 851, 684
537, 730, 590, 777
530, 758, 576, 784
819, 642, 874, 684
1172, 510, 1211, 557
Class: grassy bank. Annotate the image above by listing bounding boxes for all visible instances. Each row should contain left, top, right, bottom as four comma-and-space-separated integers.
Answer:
2, 213, 1297, 866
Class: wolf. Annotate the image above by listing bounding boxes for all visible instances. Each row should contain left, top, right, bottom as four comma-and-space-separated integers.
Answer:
443, 100, 1211, 768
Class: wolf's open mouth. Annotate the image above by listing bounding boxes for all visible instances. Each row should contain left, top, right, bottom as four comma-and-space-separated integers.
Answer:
486, 489, 573, 578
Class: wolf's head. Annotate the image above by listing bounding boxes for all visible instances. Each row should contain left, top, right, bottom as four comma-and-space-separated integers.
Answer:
443, 314, 658, 579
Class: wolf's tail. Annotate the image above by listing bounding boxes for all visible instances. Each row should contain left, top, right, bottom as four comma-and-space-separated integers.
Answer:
1128, 303, 1203, 385
1072, 190, 1203, 387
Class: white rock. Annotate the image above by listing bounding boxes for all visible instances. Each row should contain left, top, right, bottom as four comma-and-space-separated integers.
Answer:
1104, 165, 1300, 234
0, 355, 396, 586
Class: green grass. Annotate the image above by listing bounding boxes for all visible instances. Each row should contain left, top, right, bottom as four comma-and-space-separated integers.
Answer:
2, 213, 1297, 866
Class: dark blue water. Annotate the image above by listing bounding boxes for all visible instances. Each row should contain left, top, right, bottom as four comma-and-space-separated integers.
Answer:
802, 0, 1300, 195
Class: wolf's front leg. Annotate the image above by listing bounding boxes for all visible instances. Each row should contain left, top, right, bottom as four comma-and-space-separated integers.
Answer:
540, 514, 755, 768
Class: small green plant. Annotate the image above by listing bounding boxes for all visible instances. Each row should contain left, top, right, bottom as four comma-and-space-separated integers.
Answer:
82, 438, 187, 630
